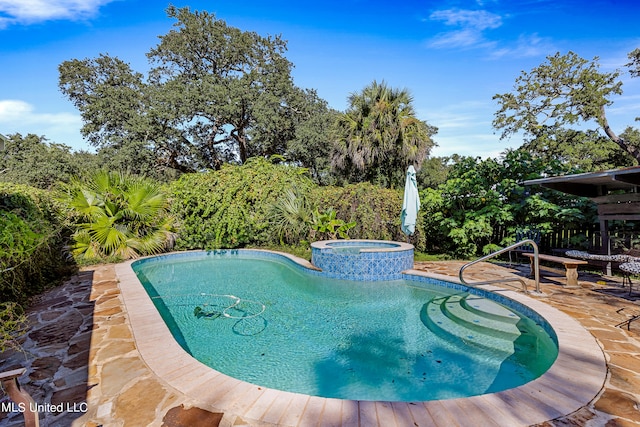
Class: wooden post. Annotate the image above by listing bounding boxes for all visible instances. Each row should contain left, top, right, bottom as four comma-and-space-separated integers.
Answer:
0, 368, 39, 427
600, 218, 612, 275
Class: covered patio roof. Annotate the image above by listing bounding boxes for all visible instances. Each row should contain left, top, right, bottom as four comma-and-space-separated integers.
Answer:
523, 166, 640, 261
523, 166, 640, 197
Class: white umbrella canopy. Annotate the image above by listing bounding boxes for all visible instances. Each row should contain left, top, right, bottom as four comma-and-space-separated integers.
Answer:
401, 165, 420, 237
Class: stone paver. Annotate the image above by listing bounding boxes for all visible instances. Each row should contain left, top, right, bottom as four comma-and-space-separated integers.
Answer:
1, 258, 639, 426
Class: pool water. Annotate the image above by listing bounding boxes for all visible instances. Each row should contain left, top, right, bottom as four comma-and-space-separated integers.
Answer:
133, 251, 558, 402
327, 241, 399, 252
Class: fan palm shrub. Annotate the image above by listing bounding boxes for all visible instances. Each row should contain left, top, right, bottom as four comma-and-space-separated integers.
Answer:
268, 188, 313, 245
62, 171, 175, 262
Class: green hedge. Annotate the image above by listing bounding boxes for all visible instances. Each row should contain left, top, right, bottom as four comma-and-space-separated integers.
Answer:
0, 183, 74, 305
169, 160, 424, 250
169, 158, 314, 249
312, 182, 425, 249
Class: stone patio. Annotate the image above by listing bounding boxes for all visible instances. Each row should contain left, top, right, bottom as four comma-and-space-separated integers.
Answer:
1, 259, 639, 426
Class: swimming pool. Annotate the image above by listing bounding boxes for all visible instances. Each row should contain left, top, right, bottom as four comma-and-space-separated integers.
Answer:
132, 250, 558, 402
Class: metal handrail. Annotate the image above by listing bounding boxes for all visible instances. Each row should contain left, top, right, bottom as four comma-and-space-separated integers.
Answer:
459, 239, 540, 294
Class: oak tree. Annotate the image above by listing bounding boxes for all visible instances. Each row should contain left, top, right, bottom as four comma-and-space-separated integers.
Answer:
493, 51, 640, 164
59, 6, 309, 173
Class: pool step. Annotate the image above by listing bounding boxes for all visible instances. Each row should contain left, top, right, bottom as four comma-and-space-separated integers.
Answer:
462, 295, 520, 323
420, 294, 522, 355
443, 295, 521, 340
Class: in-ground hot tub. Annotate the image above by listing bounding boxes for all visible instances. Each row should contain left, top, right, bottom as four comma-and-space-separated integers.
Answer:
311, 239, 414, 281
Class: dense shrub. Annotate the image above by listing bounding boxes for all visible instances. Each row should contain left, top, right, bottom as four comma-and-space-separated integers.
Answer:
311, 182, 425, 248
169, 158, 315, 249
419, 152, 597, 259
0, 133, 82, 189
0, 183, 74, 305
419, 185, 509, 258
0, 302, 28, 353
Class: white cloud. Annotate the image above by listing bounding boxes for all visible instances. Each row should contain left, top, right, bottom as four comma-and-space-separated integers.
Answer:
0, 0, 114, 27
490, 33, 556, 59
0, 99, 32, 118
0, 99, 86, 149
430, 9, 502, 31
427, 9, 502, 50
416, 101, 511, 158
418, 101, 493, 131
475, 0, 498, 6
428, 28, 497, 49
430, 133, 507, 159
426, 8, 555, 59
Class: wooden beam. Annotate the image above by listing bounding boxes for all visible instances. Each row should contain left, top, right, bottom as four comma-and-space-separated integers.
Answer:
599, 214, 640, 221
591, 193, 640, 204
597, 202, 640, 215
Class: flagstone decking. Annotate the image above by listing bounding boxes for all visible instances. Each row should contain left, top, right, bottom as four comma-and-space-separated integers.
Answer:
1, 258, 640, 426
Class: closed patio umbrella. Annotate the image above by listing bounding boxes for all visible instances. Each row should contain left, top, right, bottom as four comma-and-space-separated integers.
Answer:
401, 165, 420, 238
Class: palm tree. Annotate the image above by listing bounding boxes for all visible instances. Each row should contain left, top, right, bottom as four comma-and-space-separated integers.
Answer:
331, 80, 437, 188
63, 171, 175, 261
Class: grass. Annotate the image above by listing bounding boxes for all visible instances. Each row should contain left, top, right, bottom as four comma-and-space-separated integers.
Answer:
249, 244, 453, 263
247, 244, 312, 260
414, 251, 452, 262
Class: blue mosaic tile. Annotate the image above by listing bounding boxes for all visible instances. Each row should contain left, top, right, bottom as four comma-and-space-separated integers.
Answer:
311, 243, 414, 281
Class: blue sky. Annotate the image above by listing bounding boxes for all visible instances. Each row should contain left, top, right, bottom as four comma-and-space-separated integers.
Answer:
0, 0, 639, 158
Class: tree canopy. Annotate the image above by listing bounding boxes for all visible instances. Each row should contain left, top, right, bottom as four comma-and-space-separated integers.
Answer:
493, 51, 640, 164
419, 149, 595, 257
627, 48, 640, 78
0, 133, 81, 188
285, 89, 339, 184
331, 80, 437, 188
59, 6, 324, 174
520, 128, 635, 172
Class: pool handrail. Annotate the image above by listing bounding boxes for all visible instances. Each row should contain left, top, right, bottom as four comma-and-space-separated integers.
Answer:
459, 239, 540, 294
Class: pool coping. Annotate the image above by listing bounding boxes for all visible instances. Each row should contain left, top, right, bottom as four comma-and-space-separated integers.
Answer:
115, 250, 607, 426
311, 239, 414, 253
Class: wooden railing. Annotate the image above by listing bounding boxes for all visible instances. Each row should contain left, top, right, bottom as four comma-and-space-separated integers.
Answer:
493, 225, 638, 254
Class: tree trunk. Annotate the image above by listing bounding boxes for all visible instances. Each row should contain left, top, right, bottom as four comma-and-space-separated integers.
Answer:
238, 134, 248, 164
230, 123, 248, 164
600, 105, 640, 162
